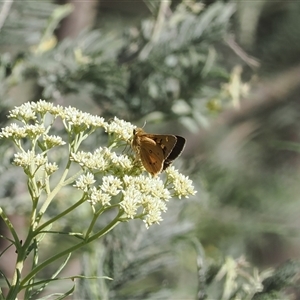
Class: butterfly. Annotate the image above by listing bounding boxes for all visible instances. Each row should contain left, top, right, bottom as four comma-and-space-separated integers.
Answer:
131, 127, 186, 176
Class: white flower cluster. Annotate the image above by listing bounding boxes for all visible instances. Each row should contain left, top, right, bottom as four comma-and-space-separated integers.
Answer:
89, 187, 111, 206
2, 101, 133, 147
13, 150, 36, 167
74, 173, 173, 227
0, 123, 45, 140
101, 176, 122, 196
43, 135, 66, 148
45, 162, 59, 175
105, 116, 136, 142
61, 106, 106, 131
0, 123, 28, 139
84, 176, 123, 207
8, 100, 64, 122
6, 100, 107, 134
13, 150, 54, 176
70, 147, 134, 173
166, 166, 197, 198
31, 100, 62, 116
9, 102, 37, 122
73, 172, 96, 192
121, 175, 171, 227
73, 169, 196, 228
1, 100, 197, 228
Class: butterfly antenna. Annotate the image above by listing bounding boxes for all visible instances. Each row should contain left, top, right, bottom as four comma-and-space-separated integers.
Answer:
141, 120, 147, 129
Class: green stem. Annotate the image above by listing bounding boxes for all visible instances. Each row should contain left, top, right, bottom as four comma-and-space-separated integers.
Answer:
5, 187, 85, 298
6, 229, 35, 300
24, 239, 38, 299
86, 209, 123, 243
6, 268, 21, 300
62, 169, 83, 186
35, 195, 87, 235
0, 208, 21, 249
19, 209, 123, 288
0, 209, 26, 299
45, 174, 51, 195
29, 196, 38, 229
84, 207, 105, 240
36, 159, 72, 221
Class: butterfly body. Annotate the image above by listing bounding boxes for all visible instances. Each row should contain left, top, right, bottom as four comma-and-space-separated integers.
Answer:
132, 128, 186, 176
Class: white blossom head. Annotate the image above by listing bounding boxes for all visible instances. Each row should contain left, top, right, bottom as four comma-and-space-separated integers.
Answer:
1, 101, 197, 229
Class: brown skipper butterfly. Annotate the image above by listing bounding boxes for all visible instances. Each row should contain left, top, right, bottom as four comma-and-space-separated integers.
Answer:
131, 128, 186, 176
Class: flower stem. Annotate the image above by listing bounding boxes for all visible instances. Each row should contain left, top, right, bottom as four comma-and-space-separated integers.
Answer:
19, 209, 123, 289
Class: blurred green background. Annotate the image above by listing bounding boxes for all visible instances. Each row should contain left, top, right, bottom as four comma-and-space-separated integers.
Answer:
1, 0, 300, 299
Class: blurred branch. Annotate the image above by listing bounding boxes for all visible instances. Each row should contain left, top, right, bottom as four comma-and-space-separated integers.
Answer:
57, 0, 100, 39
0, 1, 13, 31
193, 238, 207, 300
0, 1, 60, 47
35, 4, 73, 54
139, 0, 171, 60
225, 34, 260, 70
205, 64, 300, 134
253, 260, 300, 299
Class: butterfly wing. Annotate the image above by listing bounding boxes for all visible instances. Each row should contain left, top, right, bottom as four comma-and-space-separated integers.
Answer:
138, 135, 165, 175
147, 134, 177, 159
163, 135, 186, 170
132, 128, 184, 176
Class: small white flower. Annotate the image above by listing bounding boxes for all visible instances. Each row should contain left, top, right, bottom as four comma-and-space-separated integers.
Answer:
110, 152, 134, 171
43, 135, 66, 148
62, 107, 107, 131
45, 162, 58, 175
143, 206, 163, 228
1, 123, 46, 140
14, 151, 48, 172
71, 148, 134, 175
70, 148, 110, 171
101, 175, 122, 196
92, 148, 111, 170
62, 106, 87, 128
24, 124, 45, 139
123, 174, 147, 189
106, 117, 136, 141
70, 151, 92, 167
166, 167, 197, 198
14, 150, 35, 167
88, 187, 111, 206
123, 175, 171, 201
87, 115, 107, 128
148, 177, 171, 201
0, 123, 27, 139
9, 102, 37, 122
74, 172, 96, 192
120, 187, 142, 219
141, 194, 165, 211
31, 100, 54, 114
49, 103, 64, 117
35, 154, 47, 166
120, 174, 172, 227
